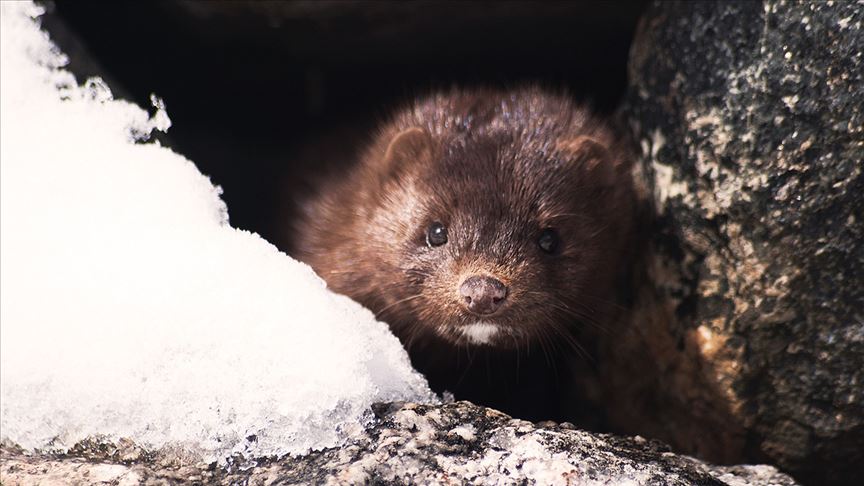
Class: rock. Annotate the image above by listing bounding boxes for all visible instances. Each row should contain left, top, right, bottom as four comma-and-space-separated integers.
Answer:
621, 0, 864, 483
0, 401, 797, 486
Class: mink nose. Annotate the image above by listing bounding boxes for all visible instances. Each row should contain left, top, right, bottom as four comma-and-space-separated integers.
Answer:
459, 276, 508, 315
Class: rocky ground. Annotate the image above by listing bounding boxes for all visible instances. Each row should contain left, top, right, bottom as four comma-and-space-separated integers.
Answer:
0, 401, 798, 486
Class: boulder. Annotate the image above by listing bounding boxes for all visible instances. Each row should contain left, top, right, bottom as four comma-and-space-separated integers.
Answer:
620, 0, 863, 483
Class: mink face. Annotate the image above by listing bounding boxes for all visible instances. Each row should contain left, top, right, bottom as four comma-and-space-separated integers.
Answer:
294, 88, 635, 354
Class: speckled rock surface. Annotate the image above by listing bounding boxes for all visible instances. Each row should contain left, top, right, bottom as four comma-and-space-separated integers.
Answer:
0, 401, 797, 486
621, 0, 864, 483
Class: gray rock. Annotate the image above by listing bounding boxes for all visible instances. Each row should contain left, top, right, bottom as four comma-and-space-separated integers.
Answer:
622, 0, 864, 483
0, 401, 797, 486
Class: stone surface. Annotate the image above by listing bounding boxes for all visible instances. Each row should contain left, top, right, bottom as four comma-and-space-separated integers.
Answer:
621, 0, 864, 483
0, 401, 797, 486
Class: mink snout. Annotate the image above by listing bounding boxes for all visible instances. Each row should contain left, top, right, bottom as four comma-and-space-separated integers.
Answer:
459, 275, 508, 315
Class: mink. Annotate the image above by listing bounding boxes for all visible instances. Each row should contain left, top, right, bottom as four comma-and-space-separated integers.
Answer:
292, 88, 638, 421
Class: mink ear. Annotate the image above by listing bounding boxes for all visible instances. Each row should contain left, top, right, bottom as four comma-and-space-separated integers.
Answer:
382, 127, 433, 174
557, 135, 617, 186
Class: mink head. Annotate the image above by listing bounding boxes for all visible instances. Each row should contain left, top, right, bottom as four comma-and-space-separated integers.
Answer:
300, 89, 635, 350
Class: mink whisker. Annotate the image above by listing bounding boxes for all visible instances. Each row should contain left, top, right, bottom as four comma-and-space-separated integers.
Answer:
375, 294, 424, 318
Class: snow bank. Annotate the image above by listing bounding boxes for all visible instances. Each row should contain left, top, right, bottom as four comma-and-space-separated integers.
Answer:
0, 2, 434, 461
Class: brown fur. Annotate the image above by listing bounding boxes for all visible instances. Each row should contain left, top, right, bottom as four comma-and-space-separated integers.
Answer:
292, 87, 637, 419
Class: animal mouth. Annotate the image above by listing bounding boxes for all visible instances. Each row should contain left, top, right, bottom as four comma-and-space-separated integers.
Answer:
447, 320, 526, 346
457, 321, 501, 345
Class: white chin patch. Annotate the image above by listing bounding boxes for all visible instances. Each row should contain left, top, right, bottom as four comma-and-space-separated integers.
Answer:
458, 321, 501, 345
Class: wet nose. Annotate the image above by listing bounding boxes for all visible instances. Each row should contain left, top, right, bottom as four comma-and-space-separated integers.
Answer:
459, 276, 508, 315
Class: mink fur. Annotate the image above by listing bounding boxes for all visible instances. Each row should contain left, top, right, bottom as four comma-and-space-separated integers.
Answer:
292, 87, 637, 421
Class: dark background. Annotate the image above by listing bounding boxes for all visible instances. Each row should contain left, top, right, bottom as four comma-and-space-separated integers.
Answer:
45, 0, 647, 250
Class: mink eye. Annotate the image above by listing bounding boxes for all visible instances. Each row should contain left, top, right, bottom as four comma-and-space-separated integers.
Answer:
426, 222, 448, 247
538, 228, 559, 254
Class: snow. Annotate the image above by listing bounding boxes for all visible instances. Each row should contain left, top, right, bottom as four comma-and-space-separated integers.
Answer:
0, 1, 434, 462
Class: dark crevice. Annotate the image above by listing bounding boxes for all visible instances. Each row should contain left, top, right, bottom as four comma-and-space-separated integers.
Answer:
45, 0, 648, 248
